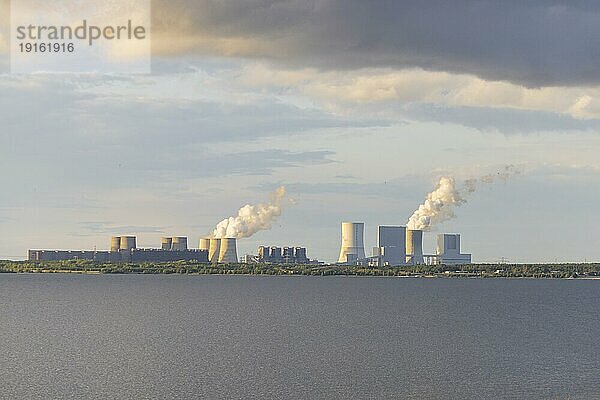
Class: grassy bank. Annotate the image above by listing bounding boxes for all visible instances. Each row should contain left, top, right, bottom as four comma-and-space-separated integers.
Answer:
1, 260, 599, 278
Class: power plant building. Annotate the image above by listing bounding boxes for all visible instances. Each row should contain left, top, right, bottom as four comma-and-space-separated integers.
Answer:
435, 234, 472, 265
29, 236, 209, 263
376, 226, 406, 266
358, 223, 472, 267
252, 245, 310, 264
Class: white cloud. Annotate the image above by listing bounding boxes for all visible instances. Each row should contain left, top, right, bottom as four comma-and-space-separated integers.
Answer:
238, 64, 600, 120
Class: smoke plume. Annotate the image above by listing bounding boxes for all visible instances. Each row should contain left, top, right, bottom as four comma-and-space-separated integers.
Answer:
406, 166, 519, 231
212, 186, 287, 239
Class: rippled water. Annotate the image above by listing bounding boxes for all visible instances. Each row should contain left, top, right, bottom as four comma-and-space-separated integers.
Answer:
0, 275, 598, 399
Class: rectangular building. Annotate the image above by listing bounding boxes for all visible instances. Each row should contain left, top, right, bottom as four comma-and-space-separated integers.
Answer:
377, 226, 406, 266
435, 234, 472, 265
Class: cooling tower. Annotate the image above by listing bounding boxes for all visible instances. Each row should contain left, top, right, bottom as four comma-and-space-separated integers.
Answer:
110, 237, 121, 252
294, 247, 307, 260
338, 222, 366, 263
171, 237, 188, 251
270, 246, 282, 259
161, 237, 173, 251
218, 238, 238, 263
283, 247, 293, 258
120, 236, 137, 250
199, 238, 211, 251
406, 229, 424, 265
208, 238, 221, 262
258, 246, 270, 260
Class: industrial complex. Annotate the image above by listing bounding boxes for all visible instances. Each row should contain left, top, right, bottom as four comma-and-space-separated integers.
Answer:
337, 222, 471, 266
28, 223, 471, 266
29, 236, 209, 263
242, 246, 311, 264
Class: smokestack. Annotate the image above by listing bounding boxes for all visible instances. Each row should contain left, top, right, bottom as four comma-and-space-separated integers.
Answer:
218, 238, 238, 263
161, 237, 173, 251
406, 229, 424, 265
199, 238, 210, 251
208, 238, 221, 262
338, 222, 366, 263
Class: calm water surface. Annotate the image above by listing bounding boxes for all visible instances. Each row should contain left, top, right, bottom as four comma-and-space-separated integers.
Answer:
0, 275, 598, 399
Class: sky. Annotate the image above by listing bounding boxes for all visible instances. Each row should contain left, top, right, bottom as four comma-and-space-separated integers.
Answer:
1, 0, 600, 262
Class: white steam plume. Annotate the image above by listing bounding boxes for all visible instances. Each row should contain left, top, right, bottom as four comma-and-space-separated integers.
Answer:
406, 166, 519, 231
212, 186, 287, 239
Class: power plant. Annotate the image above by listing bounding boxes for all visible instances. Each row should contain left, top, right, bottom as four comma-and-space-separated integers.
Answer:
29, 235, 247, 264
29, 236, 208, 263
25, 181, 476, 266
28, 205, 471, 266
337, 222, 472, 266
28, 223, 472, 266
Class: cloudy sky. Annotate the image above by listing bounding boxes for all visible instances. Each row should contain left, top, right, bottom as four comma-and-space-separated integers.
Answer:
1, 0, 600, 262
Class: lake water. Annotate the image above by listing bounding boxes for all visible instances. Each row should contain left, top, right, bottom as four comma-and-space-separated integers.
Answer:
0, 275, 598, 399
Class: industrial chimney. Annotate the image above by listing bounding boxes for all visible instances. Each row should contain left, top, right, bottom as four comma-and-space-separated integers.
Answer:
208, 238, 221, 263
338, 222, 366, 263
406, 229, 424, 265
218, 238, 238, 263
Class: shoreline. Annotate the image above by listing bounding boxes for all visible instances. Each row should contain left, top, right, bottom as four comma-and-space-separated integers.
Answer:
1, 270, 599, 280
1, 261, 599, 279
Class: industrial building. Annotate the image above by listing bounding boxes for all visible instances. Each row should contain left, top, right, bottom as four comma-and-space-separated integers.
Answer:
243, 245, 311, 264
337, 222, 472, 266
29, 236, 209, 263
372, 226, 406, 266
433, 234, 472, 265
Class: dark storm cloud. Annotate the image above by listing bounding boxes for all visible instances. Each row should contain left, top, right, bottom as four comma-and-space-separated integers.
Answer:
154, 0, 600, 87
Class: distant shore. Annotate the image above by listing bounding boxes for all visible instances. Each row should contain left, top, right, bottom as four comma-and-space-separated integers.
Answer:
1, 260, 599, 279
